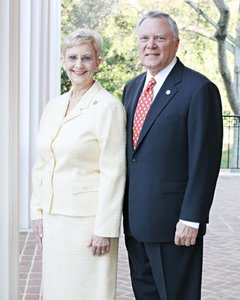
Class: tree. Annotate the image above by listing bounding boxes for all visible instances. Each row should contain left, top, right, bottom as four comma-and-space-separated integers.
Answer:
61, 0, 118, 34
184, 0, 240, 114
184, 0, 240, 169
96, 2, 144, 98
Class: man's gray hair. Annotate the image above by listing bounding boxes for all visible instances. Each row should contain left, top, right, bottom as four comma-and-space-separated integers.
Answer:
137, 11, 179, 38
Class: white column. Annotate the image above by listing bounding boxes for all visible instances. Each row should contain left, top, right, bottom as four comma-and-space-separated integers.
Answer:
19, 0, 61, 229
0, 0, 61, 297
0, 0, 19, 298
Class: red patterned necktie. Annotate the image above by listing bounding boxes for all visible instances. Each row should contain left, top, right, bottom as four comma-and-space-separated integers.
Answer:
132, 77, 156, 149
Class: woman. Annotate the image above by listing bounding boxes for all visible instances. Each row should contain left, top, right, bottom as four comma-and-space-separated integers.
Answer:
31, 28, 126, 300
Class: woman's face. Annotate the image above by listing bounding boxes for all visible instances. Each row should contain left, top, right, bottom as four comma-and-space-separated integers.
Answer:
62, 42, 101, 88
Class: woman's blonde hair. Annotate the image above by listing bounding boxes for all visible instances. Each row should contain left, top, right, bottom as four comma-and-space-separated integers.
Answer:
61, 28, 102, 58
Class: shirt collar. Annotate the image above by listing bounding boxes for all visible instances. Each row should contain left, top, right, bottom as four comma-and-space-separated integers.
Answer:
145, 57, 177, 87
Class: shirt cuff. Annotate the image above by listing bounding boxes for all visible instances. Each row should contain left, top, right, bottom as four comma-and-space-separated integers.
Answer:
179, 219, 199, 229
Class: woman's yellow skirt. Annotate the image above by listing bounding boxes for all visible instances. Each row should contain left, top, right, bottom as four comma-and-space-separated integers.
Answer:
42, 213, 119, 300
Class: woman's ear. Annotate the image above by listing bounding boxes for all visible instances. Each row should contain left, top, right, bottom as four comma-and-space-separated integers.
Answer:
96, 57, 102, 68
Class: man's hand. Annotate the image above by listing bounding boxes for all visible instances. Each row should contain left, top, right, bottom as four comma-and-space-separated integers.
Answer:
174, 221, 198, 247
88, 234, 111, 256
32, 219, 43, 250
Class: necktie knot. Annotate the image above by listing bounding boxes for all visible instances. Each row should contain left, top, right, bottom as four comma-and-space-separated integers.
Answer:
146, 77, 156, 90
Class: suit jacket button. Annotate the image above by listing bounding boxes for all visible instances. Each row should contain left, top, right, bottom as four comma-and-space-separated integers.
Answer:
132, 158, 137, 162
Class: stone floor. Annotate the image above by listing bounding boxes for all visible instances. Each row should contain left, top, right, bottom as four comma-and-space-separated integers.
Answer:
19, 173, 240, 300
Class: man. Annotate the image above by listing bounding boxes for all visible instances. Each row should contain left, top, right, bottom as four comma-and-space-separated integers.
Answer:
122, 11, 223, 300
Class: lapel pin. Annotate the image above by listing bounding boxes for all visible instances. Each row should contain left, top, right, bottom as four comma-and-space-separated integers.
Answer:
166, 90, 171, 95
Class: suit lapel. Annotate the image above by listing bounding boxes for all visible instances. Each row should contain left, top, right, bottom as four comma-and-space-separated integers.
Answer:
134, 59, 184, 151
54, 91, 71, 121
64, 81, 102, 123
128, 74, 146, 127
126, 74, 146, 153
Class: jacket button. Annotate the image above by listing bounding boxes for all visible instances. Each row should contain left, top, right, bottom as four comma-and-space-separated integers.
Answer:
132, 158, 137, 162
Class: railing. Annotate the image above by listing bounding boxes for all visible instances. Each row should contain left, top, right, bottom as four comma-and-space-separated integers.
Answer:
221, 115, 240, 169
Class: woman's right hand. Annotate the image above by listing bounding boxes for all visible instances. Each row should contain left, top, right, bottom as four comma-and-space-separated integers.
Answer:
32, 219, 43, 250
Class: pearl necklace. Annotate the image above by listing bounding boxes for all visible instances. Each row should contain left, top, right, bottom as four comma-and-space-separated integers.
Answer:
69, 93, 83, 105
69, 97, 81, 104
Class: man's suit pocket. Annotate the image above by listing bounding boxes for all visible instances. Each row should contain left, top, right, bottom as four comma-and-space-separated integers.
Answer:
162, 182, 187, 194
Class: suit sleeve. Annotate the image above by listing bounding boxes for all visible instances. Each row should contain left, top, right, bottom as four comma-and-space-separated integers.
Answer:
179, 81, 223, 223
31, 155, 45, 220
30, 104, 50, 221
94, 99, 126, 237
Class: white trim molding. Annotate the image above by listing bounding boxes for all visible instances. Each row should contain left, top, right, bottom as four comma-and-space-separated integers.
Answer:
0, 0, 20, 298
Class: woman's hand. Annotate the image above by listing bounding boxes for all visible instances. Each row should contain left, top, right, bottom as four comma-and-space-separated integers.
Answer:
88, 234, 111, 256
32, 219, 43, 250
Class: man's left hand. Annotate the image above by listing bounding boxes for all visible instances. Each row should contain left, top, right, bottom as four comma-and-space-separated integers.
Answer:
174, 221, 198, 246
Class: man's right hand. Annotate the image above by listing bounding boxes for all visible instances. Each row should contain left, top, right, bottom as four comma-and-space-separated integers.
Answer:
174, 221, 198, 247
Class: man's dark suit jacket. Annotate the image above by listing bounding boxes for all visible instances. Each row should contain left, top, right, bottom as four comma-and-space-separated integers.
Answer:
122, 58, 223, 243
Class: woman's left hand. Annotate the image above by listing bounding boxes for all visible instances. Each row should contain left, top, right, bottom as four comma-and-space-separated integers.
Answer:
88, 235, 111, 256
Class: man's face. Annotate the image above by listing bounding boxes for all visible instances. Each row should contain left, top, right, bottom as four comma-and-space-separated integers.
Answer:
137, 17, 179, 76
